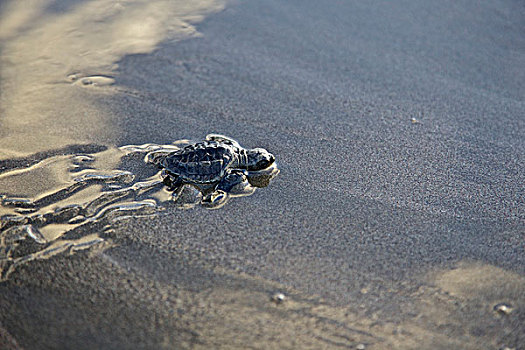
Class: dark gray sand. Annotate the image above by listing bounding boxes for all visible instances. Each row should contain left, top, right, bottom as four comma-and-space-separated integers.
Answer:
1, 0, 524, 349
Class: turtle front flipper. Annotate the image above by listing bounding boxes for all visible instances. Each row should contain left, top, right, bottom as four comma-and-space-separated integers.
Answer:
201, 169, 250, 209
216, 169, 249, 193
215, 169, 255, 198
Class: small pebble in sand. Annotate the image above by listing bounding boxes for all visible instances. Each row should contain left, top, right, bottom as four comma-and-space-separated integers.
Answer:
70, 75, 115, 87
411, 117, 421, 124
493, 303, 513, 315
67, 73, 78, 81
356, 344, 366, 350
271, 292, 286, 304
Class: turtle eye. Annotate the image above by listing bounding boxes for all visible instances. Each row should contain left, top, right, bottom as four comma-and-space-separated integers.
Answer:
256, 156, 273, 169
263, 154, 275, 165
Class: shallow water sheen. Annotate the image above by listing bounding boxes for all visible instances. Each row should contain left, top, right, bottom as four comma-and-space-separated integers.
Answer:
0, 145, 159, 280
0, 0, 227, 281
0, 141, 278, 280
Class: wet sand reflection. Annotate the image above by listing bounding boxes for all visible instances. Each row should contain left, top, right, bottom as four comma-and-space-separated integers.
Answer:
0, 0, 225, 279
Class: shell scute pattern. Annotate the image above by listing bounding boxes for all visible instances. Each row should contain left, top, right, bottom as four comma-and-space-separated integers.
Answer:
161, 141, 234, 183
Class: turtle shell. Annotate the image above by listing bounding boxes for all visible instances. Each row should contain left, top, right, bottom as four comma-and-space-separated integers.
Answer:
161, 141, 237, 184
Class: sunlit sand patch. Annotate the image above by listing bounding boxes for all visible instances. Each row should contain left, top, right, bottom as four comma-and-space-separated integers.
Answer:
0, 0, 226, 159
433, 261, 525, 299
431, 261, 524, 331
395, 261, 525, 350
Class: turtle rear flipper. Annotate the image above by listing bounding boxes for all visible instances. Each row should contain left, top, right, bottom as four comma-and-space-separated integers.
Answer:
145, 151, 172, 167
162, 171, 183, 190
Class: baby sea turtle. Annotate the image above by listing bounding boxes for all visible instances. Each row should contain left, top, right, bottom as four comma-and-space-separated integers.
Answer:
147, 134, 276, 206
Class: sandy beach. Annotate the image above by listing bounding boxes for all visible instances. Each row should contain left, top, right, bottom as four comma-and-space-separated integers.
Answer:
1, 0, 524, 349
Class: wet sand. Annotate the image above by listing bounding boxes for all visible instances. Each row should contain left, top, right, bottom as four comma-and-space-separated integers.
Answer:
1, 0, 524, 349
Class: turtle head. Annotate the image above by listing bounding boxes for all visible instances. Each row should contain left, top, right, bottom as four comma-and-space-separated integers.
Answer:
245, 148, 275, 171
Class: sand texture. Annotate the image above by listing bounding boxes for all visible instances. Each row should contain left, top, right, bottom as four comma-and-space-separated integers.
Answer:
1, 0, 524, 349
